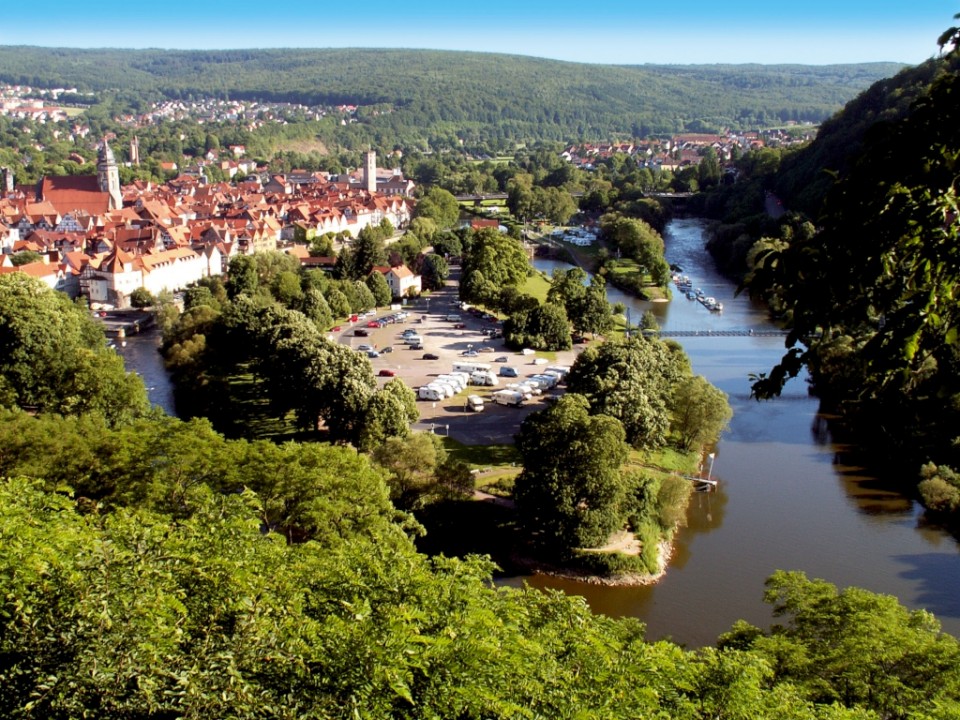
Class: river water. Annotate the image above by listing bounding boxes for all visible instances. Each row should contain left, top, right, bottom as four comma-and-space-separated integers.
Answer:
524, 217, 960, 647
116, 218, 960, 648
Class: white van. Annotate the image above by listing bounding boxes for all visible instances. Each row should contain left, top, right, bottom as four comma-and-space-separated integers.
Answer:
403, 335, 423, 345
418, 385, 444, 401
492, 389, 525, 407
453, 361, 492, 375
436, 375, 466, 391
446, 314, 462, 322
470, 370, 498, 387
431, 382, 456, 398
545, 365, 571, 380
466, 395, 485, 412
499, 365, 519, 378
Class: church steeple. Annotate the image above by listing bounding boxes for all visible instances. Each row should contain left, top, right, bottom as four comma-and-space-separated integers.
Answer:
97, 138, 122, 210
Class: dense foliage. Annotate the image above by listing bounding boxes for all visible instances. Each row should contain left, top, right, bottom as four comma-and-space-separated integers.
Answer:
0, 47, 903, 151
0, 274, 148, 423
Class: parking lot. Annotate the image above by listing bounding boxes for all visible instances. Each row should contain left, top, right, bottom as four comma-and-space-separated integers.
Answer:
330, 278, 582, 444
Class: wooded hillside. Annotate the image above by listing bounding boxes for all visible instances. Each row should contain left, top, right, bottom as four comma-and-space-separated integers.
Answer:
0, 46, 903, 143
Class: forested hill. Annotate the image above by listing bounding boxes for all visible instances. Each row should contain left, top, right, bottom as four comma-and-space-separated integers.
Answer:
771, 55, 958, 214
0, 46, 903, 141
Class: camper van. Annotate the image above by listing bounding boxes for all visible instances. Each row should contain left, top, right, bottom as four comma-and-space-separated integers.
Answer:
452, 361, 492, 375
466, 395, 485, 412
470, 370, 498, 387
492, 389, 525, 407
418, 385, 444, 401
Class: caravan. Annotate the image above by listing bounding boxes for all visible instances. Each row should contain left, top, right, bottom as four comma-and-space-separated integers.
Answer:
492, 389, 526, 407
452, 361, 492, 375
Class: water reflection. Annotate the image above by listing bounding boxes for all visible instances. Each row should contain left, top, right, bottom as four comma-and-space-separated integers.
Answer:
528, 219, 960, 646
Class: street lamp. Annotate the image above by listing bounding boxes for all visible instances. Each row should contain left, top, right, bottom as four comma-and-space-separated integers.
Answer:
706, 452, 716, 482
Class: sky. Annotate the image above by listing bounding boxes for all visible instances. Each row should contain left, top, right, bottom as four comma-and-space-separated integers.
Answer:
2, 1, 957, 65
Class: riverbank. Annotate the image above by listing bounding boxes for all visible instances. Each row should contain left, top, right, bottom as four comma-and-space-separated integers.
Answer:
503, 535, 676, 587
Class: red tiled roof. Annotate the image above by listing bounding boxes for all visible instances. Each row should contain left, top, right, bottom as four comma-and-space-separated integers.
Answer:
39, 176, 110, 216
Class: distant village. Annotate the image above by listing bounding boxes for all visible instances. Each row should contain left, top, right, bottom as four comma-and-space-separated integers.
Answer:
0, 82, 818, 309
0, 143, 417, 309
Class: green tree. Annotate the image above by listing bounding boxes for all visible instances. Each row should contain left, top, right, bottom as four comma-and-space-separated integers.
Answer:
415, 187, 461, 229
514, 394, 629, 552
128, 287, 155, 308
420, 253, 449, 291
271, 270, 303, 307
0, 274, 148, 424
358, 379, 418, 452
504, 302, 571, 351
459, 228, 530, 307
670, 375, 733, 451
225, 254, 258, 299
365, 269, 393, 306
719, 570, 960, 720
9, 250, 43, 266
349, 225, 388, 278
566, 336, 687, 449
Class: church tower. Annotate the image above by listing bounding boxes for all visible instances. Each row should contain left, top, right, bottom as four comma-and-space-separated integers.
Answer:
97, 139, 122, 210
363, 150, 377, 193
0, 166, 13, 195
129, 135, 140, 166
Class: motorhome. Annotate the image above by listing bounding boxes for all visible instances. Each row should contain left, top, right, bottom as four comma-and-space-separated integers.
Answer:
418, 385, 444, 401
452, 361, 492, 375
470, 370, 498, 387
545, 365, 571, 380
529, 374, 559, 390
492, 389, 525, 407
466, 395, 485, 412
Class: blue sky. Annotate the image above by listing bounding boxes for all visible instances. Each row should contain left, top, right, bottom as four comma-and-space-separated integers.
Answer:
3, 1, 957, 65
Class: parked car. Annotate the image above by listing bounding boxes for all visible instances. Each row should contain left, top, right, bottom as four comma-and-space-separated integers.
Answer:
495, 356, 508, 362
356, 344, 373, 352
422, 353, 440, 360
366, 320, 380, 328
367, 350, 380, 358
354, 328, 369, 337
479, 346, 495, 353
461, 349, 479, 357
411, 343, 424, 350
378, 369, 396, 377
381, 346, 393, 353
454, 323, 466, 329
330, 325, 342, 332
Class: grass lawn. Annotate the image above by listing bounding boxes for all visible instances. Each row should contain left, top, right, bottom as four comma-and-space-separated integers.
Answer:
521, 270, 552, 303
441, 437, 521, 469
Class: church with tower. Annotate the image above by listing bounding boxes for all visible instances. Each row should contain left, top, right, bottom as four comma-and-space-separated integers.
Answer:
35, 138, 123, 217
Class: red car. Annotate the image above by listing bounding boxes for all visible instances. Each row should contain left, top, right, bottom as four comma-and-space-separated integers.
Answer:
366, 320, 380, 328
454, 323, 466, 329
378, 369, 396, 377
330, 325, 342, 332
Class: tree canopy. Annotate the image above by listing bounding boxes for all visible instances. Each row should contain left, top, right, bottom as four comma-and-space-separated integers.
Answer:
0, 274, 148, 423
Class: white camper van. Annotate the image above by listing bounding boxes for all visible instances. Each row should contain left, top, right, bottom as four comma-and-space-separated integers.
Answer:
492, 389, 525, 407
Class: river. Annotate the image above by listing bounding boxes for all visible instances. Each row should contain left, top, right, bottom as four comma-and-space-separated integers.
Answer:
523, 217, 960, 647
116, 218, 960, 648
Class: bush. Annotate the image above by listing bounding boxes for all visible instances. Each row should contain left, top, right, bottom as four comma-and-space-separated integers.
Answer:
129, 287, 156, 308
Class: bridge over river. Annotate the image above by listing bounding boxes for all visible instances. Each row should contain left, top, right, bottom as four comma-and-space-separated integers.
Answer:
642, 328, 790, 338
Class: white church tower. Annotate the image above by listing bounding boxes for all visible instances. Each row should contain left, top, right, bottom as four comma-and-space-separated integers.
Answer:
363, 150, 377, 193
97, 139, 122, 210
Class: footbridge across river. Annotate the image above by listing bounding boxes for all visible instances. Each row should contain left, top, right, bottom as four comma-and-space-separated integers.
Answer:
642, 328, 790, 338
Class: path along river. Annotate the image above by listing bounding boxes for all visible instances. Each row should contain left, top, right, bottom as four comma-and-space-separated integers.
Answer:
118, 218, 960, 648
516, 217, 960, 647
